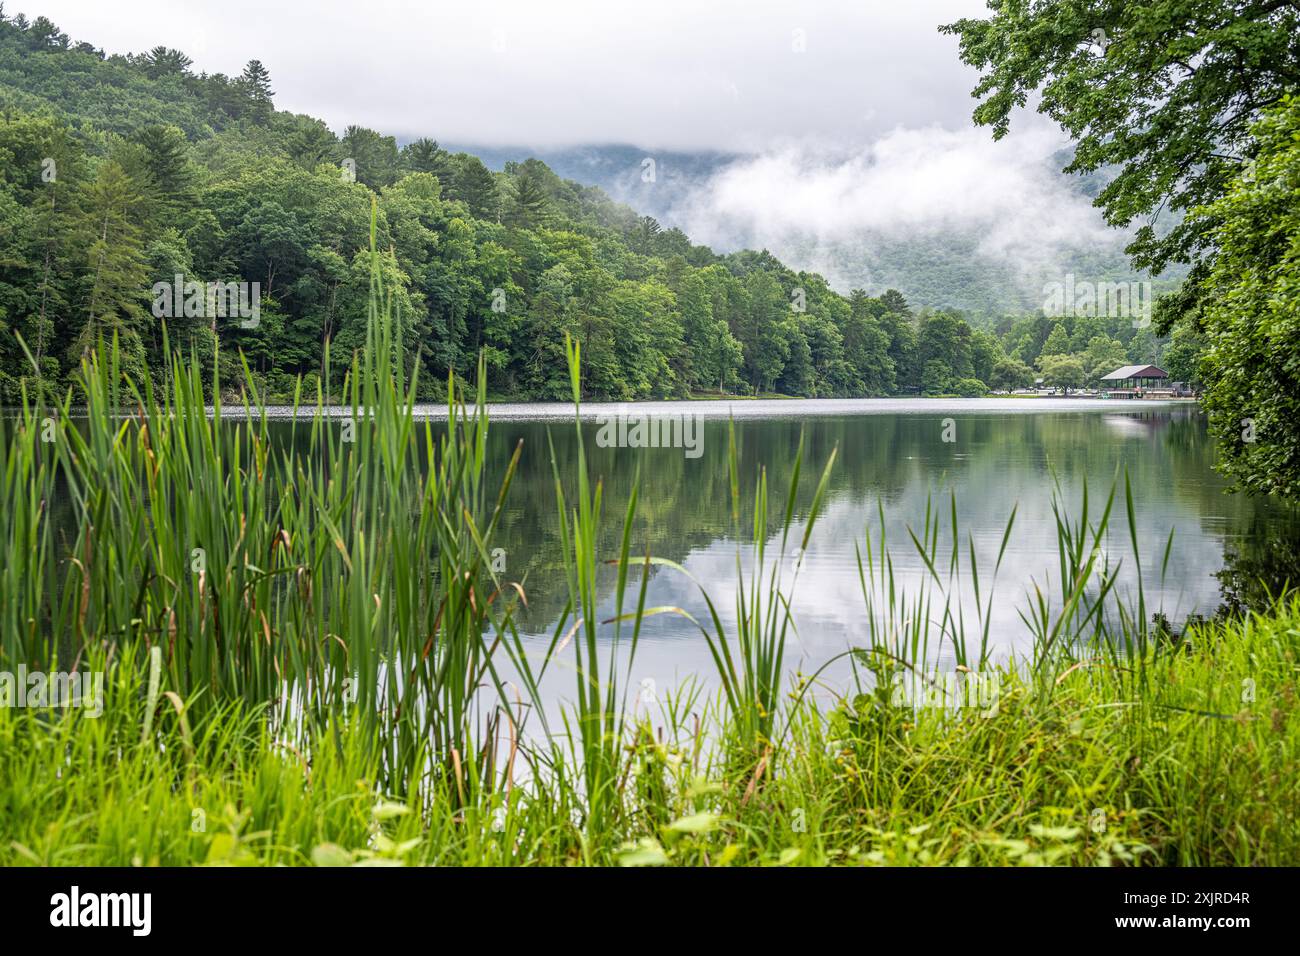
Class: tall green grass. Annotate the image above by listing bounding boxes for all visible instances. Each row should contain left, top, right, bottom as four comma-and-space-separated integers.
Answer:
3, 208, 527, 811
3, 591, 1296, 866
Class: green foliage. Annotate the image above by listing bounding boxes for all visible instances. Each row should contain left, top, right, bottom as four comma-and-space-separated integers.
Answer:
943, 0, 1300, 501
1039, 353, 1086, 393
1040, 323, 1071, 359
942, 0, 1300, 281
238, 60, 274, 124
990, 356, 1033, 391
341, 125, 399, 189
7, 588, 1300, 867
1161, 323, 1206, 387
1195, 97, 1300, 498
1081, 334, 1127, 384
1, 0, 1296, 874
920, 359, 952, 396
1, 11, 1193, 406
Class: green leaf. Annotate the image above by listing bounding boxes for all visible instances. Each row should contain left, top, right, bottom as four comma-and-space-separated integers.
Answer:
311, 843, 354, 867
666, 812, 719, 834
372, 800, 410, 821
1029, 825, 1081, 841
618, 839, 669, 867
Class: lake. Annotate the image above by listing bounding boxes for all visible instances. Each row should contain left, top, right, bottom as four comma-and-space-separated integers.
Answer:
264, 397, 1298, 708
40, 397, 1297, 710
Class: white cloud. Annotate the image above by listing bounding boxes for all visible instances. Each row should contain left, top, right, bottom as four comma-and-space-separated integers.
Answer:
27, 0, 988, 151
671, 123, 1120, 283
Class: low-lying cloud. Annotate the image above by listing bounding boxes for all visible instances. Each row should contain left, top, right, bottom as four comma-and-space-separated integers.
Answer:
667, 123, 1131, 302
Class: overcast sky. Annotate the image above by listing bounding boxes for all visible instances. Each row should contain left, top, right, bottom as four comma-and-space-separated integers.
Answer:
26, 0, 999, 151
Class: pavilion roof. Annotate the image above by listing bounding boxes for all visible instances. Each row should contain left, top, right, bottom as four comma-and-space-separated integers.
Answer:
1101, 364, 1168, 381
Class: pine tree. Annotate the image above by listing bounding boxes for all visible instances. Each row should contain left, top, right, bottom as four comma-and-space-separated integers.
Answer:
75, 161, 149, 377
239, 60, 275, 124
879, 288, 910, 316
340, 126, 399, 188
400, 138, 454, 182
451, 156, 499, 220
141, 46, 192, 79
1040, 322, 1071, 358
506, 167, 550, 229
283, 117, 338, 169
134, 125, 195, 217
630, 215, 660, 254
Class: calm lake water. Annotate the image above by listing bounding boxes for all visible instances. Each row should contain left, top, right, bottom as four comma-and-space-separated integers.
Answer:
41, 397, 1300, 709
310, 397, 1297, 706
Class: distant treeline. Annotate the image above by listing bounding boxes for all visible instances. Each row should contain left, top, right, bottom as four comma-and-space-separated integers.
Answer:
0, 9, 1178, 402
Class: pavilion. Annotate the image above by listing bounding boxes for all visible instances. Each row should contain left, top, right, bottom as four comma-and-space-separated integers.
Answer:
1100, 364, 1169, 398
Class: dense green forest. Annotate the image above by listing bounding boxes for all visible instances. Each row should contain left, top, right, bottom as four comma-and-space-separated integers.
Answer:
0, 8, 1176, 403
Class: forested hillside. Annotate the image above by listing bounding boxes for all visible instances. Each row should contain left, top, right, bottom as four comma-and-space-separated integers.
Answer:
0, 9, 1174, 402
458, 141, 1187, 322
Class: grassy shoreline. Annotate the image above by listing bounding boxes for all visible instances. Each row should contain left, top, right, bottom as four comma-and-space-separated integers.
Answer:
3, 598, 1296, 866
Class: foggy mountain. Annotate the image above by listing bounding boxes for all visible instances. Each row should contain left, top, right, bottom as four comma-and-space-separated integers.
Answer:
451, 131, 1182, 320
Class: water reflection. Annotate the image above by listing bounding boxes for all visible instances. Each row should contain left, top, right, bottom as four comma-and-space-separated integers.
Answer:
34, 401, 1294, 709
456, 404, 1299, 701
